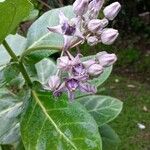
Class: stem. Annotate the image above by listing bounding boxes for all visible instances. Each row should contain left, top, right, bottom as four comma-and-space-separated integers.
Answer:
18, 61, 32, 87
3, 40, 18, 62
20, 45, 62, 61
2, 40, 32, 87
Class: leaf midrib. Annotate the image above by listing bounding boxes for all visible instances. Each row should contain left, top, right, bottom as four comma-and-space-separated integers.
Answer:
31, 90, 77, 150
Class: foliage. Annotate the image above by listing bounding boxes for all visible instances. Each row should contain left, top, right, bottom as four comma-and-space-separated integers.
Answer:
0, 2, 123, 150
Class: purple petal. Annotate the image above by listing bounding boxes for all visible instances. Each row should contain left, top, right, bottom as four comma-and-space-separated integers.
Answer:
47, 25, 62, 34
72, 63, 86, 76
59, 11, 69, 25
53, 83, 66, 97
65, 78, 79, 91
79, 83, 97, 94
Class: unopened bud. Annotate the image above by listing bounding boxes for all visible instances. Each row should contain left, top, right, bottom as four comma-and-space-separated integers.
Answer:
48, 76, 61, 91
103, 2, 121, 20
73, 0, 89, 16
88, 19, 109, 33
88, 64, 103, 76
57, 56, 71, 70
96, 51, 117, 67
87, 36, 99, 46
101, 28, 119, 45
83, 59, 96, 68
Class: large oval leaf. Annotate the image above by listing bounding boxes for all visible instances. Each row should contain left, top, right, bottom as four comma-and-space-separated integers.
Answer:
78, 95, 123, 126
21, 91, 102, 150
0, 0, 32, 43
35, 58, 57, 84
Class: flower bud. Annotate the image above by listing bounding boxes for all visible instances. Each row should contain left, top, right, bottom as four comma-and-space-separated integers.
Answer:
73, 0, 89, 16
87, 36, 99, 46
96, 51, 117, 67
103, 2, 121, 20
88, 0, 104, 13
87, 64, 103, 76
57, 56, 71, 70
48, 76, 61, 91
83, 59, 96, 68
88, 19, 109, 33
101, 28, 119, 45
88, 19, 101, 32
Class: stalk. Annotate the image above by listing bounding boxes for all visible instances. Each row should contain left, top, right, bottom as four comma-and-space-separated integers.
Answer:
2, 40, 32, 87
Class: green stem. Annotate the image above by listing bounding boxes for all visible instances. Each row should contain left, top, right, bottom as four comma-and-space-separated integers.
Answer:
2, 40, 32, 87
2, 40, 18, 62
20, 45, 62, 61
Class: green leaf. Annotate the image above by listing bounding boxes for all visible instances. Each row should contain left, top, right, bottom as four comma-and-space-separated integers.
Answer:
23, 9, 39, 22
0, 34, 27, 66
2, 63, 20, 84
35, 58, 57, 84
0, 0, 32, 43
78, 95, 123, 126
21, 91, 102, 150
99, 124, 120, 150
0, 88, 23, 144
25, 6, 75, 60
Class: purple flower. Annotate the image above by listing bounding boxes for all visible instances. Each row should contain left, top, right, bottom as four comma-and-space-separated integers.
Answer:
72, 63, 86, 76
53, 77, 96, 101
47, 12, 84, 50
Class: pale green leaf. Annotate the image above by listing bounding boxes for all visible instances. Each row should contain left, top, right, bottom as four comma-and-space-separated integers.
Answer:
21, 91, 102, 150
78, 95, 123, 126
0, 0, 32, 43
35, 58, 57, 84
0, 34, 27, 66
0, 88, 23, 144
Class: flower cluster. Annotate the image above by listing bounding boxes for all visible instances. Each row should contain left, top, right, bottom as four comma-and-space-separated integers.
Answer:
45, 0, 121, 100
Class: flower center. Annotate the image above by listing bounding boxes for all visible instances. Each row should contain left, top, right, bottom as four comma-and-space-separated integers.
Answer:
61, 23, 76, 36
66, 78, 79, 91
72, 64, 86, 76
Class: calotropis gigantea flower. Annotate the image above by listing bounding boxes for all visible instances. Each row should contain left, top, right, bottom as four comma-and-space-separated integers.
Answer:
44, 0, 121, 101
44, 76, 61, 91
47, 12, 84, 50
54, 77, 96, 101
57, 56, 71, 71
101, 28, 119, 45
96, 51, 117, 67
103, 2, 121, 20
73, 0, 89, 16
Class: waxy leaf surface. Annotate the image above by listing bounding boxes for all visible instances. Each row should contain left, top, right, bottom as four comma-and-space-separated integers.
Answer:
21, 91, 102, 150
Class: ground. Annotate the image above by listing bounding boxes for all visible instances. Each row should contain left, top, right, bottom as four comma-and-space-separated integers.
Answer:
100, 75, 150, 150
